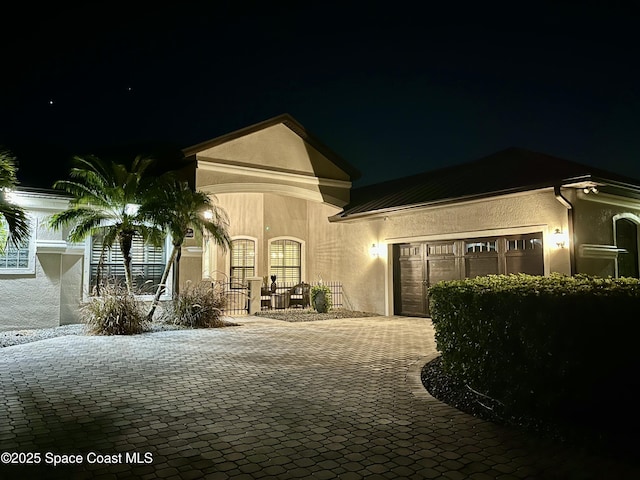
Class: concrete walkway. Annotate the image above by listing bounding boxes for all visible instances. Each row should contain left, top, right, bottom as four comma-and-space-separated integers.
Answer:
1, 316, 637, 480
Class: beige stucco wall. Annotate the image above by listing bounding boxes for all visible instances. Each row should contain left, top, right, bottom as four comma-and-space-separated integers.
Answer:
329, 189, 573, 315
195, 124, 351, 181
178, 192, 345, 289
571, 189, 640, 277
0, 192, 83, 331
177, 187, 583, 316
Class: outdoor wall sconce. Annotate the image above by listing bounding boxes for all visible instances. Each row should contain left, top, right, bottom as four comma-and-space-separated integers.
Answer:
553, 228, 567, 248
369, 243, 380, 258
124, 203, 140, 215
1, 188, 16, 204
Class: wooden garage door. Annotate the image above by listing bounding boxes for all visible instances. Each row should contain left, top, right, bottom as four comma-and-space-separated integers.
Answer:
393, 243, 426, 316
394, 241, 461, 316
394, 233, 543, 316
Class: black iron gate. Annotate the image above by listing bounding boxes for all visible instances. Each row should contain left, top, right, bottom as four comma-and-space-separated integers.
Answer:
221, 281, 249, 315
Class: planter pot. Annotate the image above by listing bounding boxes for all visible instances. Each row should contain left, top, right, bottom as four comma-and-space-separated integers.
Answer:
313, 291, 329, 313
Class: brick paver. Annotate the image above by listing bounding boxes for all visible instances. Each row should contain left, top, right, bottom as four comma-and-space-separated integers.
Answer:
0, 316, 637, 479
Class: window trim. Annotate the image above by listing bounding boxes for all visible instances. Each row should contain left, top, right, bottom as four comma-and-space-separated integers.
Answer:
83, 233, 173, 301
0, 215, 36, 275
268, 236, 305, 286
613, 213, 640, 278
227, 236, 258, 287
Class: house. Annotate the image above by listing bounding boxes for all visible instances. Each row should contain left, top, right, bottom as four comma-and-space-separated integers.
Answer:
2, 114, 640, 329
0, 188, 85, 330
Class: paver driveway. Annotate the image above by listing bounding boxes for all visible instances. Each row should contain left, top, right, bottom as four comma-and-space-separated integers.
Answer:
1, 316, 638, 480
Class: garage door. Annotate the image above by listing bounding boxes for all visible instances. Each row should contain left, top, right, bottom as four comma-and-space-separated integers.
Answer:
393, 233, 543, 316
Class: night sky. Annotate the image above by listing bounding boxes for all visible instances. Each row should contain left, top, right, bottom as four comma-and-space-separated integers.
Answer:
1, 2, 638, 190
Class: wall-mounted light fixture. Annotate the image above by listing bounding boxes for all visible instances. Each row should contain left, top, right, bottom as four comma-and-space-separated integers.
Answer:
369, 243, 380, 258
1, 188, 16, 204
553, 228, 568, 248
124, 203, 140, 215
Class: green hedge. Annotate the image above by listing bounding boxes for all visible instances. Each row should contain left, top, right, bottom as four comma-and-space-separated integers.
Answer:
428, 273, 640, 423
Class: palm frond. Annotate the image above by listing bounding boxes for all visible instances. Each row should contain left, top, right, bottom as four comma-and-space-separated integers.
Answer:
0, 203, 30, 249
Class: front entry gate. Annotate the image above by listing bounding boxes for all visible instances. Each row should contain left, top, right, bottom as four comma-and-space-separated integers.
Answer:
222, 282, 249, 315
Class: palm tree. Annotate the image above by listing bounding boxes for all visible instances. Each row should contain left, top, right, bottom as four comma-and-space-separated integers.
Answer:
49, 155, 164, 294
0, 149, 29, 252
142, 178, 231, 321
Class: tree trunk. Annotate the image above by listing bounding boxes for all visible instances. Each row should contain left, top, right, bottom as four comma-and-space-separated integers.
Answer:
119, 232, 134, 294
147, 244, 180, 321
95, 242, 107, 296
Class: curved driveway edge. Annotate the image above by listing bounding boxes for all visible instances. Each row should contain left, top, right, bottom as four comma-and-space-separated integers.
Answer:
1, 316, 638, 479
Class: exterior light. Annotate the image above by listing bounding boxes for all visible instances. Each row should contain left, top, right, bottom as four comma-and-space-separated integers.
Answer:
2, 188, 17, 204
583, 186, 599, 194
124, 203, 140, 215
202, 210, 213, 220
553, 228, 567, 248
369, 243, 380, 257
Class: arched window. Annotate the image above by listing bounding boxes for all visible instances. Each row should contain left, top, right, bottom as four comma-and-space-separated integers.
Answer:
615, 217, 639, 278
230, 238, 256, 285
269, 238, 302, 285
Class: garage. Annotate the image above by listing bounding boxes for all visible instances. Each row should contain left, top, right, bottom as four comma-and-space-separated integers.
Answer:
393, 232, 544, 316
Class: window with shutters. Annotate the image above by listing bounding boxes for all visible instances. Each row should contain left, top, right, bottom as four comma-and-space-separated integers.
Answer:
89, 234, 167, 294
230, 238, 256, 286
269, 238, 302, 285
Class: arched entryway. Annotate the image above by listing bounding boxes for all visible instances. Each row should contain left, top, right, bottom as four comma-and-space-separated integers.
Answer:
615, 215, 640, 278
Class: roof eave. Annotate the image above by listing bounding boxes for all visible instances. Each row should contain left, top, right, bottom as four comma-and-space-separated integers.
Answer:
330, 173, 640, 222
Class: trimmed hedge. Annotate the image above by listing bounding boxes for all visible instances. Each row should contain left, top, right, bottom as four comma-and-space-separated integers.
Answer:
428, 273, 640, 424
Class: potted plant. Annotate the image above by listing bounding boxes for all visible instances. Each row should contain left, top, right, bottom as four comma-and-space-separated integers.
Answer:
311, 284, 332, 313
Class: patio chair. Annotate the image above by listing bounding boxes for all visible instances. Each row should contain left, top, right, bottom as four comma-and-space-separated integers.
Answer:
289, 282, 310, 308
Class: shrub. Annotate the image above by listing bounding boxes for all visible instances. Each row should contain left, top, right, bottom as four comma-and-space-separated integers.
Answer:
80, 283, 148, 335
162, 280, 228, 328
310, 284, 332, 313
428, 273, 640, 424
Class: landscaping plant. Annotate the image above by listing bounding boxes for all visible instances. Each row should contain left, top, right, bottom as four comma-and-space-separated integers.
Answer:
310, 284, 332, 313
428, 273, 640, 428
80, 282, 148, 335
161, 280, 228, 328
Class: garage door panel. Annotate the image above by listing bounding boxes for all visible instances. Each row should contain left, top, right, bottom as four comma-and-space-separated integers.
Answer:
465, 256, 499, 278
506, 254, 543, 275
427, 258, 460, 284
394, 233, 543, 316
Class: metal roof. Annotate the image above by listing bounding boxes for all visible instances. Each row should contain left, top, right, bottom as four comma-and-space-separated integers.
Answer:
332, 147, 640, 221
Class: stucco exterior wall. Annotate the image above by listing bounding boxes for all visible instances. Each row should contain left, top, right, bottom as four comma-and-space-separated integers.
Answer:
177, 188, 581, 316
195, 124, 351, 181
331, 189, 574, 315
0, 192, 84, 331
572, 189, 640, 277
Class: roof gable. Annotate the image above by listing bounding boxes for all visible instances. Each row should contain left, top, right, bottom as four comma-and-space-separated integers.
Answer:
183, 113, 360, 181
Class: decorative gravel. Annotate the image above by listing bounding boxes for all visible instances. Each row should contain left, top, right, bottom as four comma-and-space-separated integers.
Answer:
0, 319, 238, 348
253, 308, 379, 322
0, 310, 374, 348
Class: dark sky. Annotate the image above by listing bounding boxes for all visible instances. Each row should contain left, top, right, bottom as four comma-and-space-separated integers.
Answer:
1, 1, 638, 189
